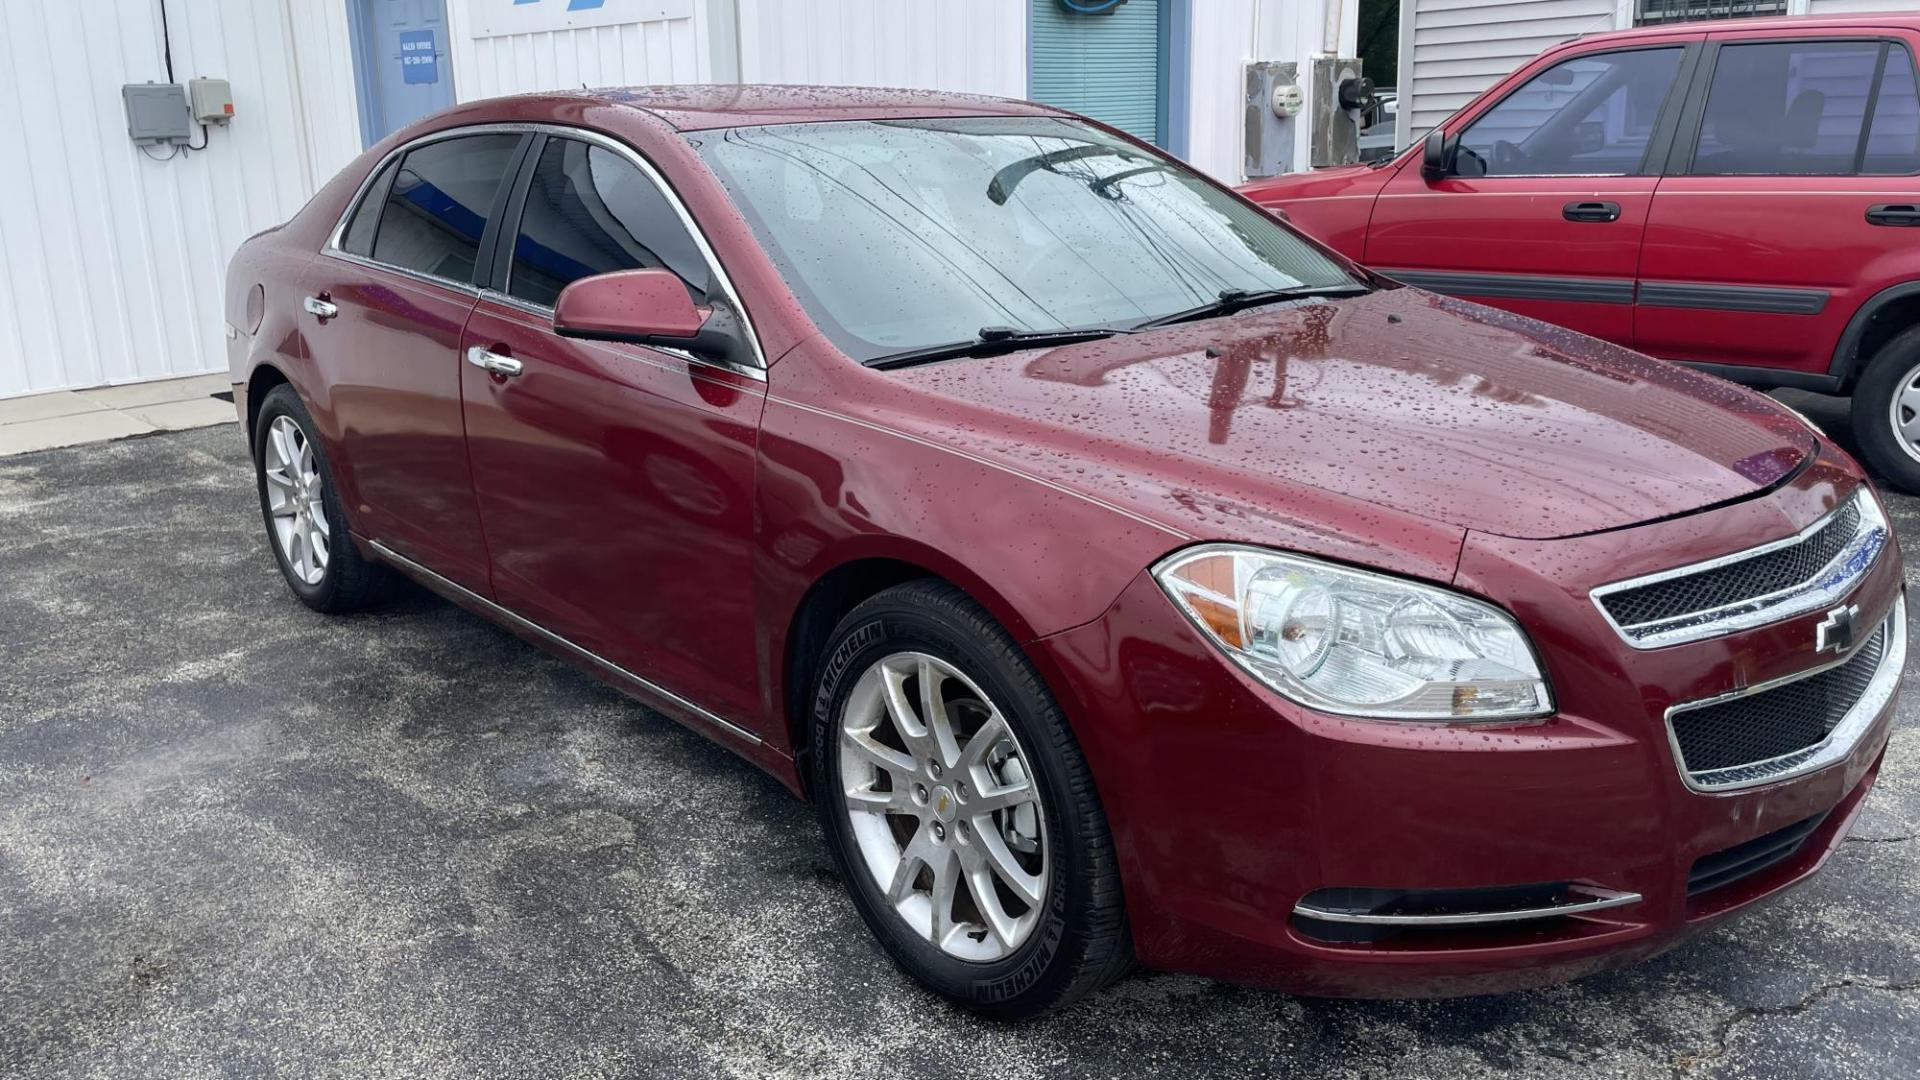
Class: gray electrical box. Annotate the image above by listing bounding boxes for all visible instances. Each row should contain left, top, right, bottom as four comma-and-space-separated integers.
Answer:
123, 82, 192, 144
189, 78, 234, 124
1308, 57, 1371, 169
1244, 61, 1300, 179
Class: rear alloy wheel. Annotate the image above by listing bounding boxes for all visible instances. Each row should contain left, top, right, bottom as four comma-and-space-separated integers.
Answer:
262, 415, 330, 586
252, 384, 393, 613
810, 580, 1131, 1019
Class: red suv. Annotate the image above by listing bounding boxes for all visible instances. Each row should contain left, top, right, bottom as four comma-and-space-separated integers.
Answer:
1241, 14, 1920, 489
227, 86, 1902, 1017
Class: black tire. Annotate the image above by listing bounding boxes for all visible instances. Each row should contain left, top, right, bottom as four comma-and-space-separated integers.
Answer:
252, 384, 393, 613
1851, 324, 1920, 493
808, 580, 1132, 1019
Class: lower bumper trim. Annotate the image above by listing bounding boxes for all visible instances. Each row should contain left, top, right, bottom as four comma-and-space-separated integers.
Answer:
1293, 883, 1641, 927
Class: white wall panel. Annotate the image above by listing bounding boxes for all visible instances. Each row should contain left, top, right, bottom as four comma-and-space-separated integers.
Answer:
1808, 1, 1920, 13
735, 0, 1026, 94
287, 0, 368, 185
1184, 0, 1355, 183
0, 0, 358, 399
1396, 0, 1618, 147
445, 0, 707, 99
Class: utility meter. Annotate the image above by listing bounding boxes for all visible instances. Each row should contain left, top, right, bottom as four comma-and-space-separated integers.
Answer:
1271, 81, 1305, 119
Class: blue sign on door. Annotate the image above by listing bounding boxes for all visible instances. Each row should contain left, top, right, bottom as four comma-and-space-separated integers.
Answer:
399, 29, 439, 85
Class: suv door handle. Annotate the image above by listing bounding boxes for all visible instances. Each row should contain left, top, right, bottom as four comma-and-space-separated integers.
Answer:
302, 295, 338, 319
465, 345, 524, 378
1867, 204, 1920, 227
1563, 201, 1621, 223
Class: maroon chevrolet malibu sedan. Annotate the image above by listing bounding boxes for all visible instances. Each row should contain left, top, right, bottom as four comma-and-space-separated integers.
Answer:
225, 87, 1904, 1018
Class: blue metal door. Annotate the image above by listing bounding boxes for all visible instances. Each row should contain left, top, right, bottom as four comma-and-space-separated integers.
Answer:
351, 0, 454, 146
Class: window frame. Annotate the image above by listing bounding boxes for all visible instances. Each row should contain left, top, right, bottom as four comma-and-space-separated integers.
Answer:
1664, 35, 1920, 178
1442, 42, 1703, 180
490, 133, 715, 311
339, 159, 398, 259
323, 122, 769, 375
324, 127, 532, 294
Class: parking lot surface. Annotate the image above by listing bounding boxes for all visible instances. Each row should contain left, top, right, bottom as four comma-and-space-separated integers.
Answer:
2, 398, 1917, 1079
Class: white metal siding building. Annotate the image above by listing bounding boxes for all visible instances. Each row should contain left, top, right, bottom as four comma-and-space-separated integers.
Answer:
0, 0, 1356, 401
1396, 0, 1920, 148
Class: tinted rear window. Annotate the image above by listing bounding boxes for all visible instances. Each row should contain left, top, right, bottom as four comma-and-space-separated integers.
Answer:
370, 134, 521, 283
1691, 41, 1920, 176
339, 161, 394, 257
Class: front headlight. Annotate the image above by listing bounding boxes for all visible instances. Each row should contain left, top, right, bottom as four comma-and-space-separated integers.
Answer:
1154, 546, 1552, 722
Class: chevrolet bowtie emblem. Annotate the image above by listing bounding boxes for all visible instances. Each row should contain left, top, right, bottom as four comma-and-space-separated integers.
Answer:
1816, 604, 1860, 655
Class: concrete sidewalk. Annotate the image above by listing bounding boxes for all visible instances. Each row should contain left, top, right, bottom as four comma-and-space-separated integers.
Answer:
0, 374, 236, 457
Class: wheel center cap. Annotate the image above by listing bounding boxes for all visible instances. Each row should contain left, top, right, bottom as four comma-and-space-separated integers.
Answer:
930, 785, 957, 823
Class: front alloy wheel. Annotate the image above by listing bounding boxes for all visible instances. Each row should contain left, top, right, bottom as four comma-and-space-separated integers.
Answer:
810, 580, 1132, 1018
839, 651, 1049, 962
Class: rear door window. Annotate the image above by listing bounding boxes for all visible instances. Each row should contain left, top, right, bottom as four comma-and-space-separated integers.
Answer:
1688, 40, 1918, 176
506, 138, 712, 308
369, 133, 522, 283
1454, 48, 1685, 176
1865, 46, 1920, 174
339, 161, 394, 257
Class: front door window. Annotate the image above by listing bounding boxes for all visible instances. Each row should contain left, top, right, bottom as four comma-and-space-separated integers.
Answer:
1453, 48, 1685, 177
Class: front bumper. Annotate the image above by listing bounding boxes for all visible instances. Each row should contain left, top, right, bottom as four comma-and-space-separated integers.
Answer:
1031, 453, 1903, 997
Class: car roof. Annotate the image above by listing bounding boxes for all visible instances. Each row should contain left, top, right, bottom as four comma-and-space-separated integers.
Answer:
1564, 12, 1920, 51
572, 84, 1068, 131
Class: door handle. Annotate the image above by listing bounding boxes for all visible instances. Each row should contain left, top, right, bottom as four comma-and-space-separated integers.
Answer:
302, 295, 338, 319
1563, 201, 1621, 223
465, 345, 524, 378
1867, 204, 1920, 227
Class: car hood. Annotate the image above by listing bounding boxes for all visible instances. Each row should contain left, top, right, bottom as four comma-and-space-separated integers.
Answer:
884, 288, 1816, 542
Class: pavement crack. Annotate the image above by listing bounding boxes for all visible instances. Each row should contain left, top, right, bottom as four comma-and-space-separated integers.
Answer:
1674, 977, 1920, 1077
1844, 833, 1914, 844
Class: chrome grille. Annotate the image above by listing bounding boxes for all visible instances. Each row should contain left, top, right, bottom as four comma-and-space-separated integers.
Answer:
1666, 597, 1905, 792
1601, 501, 1858, 628
1592, 490, 1887, 648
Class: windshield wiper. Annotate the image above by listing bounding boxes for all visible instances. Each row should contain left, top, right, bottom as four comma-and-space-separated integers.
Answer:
1132, 284, 1372, 330
864, 325, 1131, 370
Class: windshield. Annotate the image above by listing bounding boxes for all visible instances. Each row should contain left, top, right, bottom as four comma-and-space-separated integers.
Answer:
690, 117, 1359, 362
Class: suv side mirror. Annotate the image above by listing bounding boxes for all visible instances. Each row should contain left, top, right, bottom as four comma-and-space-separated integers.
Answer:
553, 269, 748, 367
1420, 128, 1454, 182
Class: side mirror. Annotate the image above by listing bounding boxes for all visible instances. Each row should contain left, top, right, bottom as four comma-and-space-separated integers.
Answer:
1420, 128, 1453, 182
552, 269, 747, 367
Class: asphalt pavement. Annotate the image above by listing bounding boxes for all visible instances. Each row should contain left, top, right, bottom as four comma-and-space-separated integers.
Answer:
0, 394, 1916, 1079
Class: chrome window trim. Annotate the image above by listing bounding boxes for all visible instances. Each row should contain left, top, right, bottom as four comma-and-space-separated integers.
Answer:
1292, 885, 1642, 926
320, 121, 770, 376
323, 247, 483, 297
368, 540, 763, 747
1664, 593, 1905, 795
1589, 489, 1888, 649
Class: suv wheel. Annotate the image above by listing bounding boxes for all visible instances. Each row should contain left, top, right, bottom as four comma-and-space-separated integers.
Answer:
808, 580, 1132, 1018
1852, 324, 1920, 493
252, 384, 393, 612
